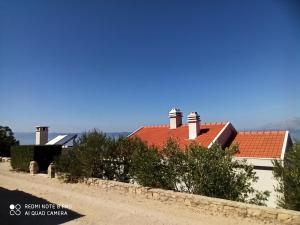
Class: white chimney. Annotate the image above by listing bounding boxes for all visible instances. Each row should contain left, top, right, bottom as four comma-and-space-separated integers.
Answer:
35, 126, 49, 145
169, 108, 183, 129
188, 112, 200, 139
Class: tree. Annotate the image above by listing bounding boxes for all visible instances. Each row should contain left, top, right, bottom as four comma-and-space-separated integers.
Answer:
273, 143, 300, 210
73, 130, 115, 179
55, 131, 143, 182
0, 126, 19, 157
54, 132, 269, 206
130, 142, 162, 187
183, 143, 269, 205
114, 137, 146, 182
130, 139, 270, 205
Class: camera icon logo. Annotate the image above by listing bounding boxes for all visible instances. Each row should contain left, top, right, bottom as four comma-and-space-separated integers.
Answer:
9, 204, 21, 216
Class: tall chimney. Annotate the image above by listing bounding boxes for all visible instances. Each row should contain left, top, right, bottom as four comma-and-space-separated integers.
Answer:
169, 108, 183, 129
188, 112, 200, 139
35, 126, 49, 145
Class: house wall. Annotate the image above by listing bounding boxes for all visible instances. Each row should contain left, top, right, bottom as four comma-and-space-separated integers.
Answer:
252, 168, 278, 208
234, 157, 279, 208
209, 122, 237, 148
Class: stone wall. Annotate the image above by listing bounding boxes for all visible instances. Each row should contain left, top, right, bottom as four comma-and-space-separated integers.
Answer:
0, 157, 11, 162
73, 177, 300, 225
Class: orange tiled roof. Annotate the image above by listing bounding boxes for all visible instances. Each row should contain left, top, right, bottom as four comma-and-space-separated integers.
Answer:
232, 131, 286, 158
130, 122, 226, 149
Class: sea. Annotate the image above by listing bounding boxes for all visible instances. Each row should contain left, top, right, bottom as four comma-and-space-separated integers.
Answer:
14, 132, 131, 145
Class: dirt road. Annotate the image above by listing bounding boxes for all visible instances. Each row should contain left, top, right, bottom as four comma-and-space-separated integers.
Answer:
0, 162, 270, 225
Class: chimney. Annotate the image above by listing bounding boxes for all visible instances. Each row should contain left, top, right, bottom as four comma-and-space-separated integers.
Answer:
35, 126, 49, 145
188, 112, 200, 139
169, 108, 183, 129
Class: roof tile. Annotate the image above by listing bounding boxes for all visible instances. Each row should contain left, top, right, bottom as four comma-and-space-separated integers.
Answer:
130, 122, 226, 149
232, 131, 285, 158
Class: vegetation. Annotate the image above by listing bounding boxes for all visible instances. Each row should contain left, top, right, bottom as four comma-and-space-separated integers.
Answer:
10, 145, 34, 171
55, 131, 141, 182
0, 126, 19, 157
273, 143, 300, 211
130, 140, 269, 205
55, 130, 269, 205
11, 145, 62, 172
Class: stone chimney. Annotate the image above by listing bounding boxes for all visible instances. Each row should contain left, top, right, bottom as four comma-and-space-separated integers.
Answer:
35, 126, 48, 145
188, 112, 200, 139
169, 108, 183, 129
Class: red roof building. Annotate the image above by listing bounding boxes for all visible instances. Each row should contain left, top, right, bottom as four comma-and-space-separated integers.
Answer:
128, 108, 293, 208
129, 108, 292, 159
131, 122, 226, 149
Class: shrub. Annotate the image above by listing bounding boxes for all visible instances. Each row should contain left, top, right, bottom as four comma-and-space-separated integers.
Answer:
11, 145, 62, 172
114, 137, 146, 182
273, 143, 300, 210
76, 131, 115, 179
54, 148, 82, 181
130, 140, 269, 205
55, 131, 150, 182
158, 139, 188, 191
55, 131, 147, 182
10, 146, 34, 172
185, 143, 269, 205
55, 130, 116, 180
54, 130, 269, 206
130, 143, 162, 187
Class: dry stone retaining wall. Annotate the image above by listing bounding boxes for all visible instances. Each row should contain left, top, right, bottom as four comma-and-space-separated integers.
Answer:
73, 177, 300, 225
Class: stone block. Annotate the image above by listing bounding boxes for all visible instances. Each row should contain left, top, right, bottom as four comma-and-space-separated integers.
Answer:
48, 163, 55, 178
247, 208, 262, 217
152, 192, 159, 200
261, 211, 277, 220
277, 213, 292, 222
184, 198, 192, 206
159, 195, 169, 202
29, 161, 39, 174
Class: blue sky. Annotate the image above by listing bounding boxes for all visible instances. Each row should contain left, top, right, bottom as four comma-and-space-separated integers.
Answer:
0, 0, 299, 132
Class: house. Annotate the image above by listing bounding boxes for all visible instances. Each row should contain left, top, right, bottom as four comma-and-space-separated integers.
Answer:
35, 126, 77, 148
129, 108, 293, 207
46, 134, 77, 148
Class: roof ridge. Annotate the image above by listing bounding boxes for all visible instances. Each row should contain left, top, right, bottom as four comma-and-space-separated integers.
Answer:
141, 121, 229, 128
143, 124, 169, 128
202, 121, 227, 125
238, 130, 286, 135
142, 122, 227, 128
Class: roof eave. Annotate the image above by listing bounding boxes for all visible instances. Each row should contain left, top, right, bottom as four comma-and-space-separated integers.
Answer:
280, 131, 290, 160
127, 126, 144, 138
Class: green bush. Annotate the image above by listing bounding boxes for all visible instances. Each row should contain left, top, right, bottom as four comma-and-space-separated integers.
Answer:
10, 146, 34, 172
54, 130, 269, 206
185, 143, 269, 205
54, 148, 82, 181
11, 145, 62, 172
130, 143, 162, 187
273, 143, 300, 210
55, 131, 143, 182
130, 139, 188, 190
113, 137, 145, 182
130, 140, 269, 205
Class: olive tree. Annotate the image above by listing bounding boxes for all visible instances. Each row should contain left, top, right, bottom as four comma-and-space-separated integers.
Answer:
0, 126, 19, 157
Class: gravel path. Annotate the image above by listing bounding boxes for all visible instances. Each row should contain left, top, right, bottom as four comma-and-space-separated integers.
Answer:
0, 162, 270, 225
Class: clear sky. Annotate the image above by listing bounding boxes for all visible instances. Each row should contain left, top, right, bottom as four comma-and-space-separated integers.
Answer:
0, 0, 299, 133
